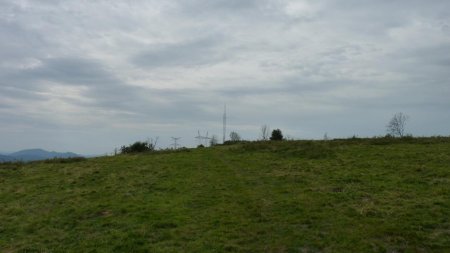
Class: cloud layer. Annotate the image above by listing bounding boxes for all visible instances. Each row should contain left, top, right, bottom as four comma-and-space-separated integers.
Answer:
1, 0, 449, 154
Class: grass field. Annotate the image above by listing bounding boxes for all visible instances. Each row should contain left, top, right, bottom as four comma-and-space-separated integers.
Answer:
1, 138, 449, 252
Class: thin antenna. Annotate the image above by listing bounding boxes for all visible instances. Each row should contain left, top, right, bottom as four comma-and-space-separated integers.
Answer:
223, 103, 227, 143
171, 137, 181, 149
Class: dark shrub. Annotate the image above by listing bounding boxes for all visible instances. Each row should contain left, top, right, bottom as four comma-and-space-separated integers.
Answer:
270, 129, 283, 141
121, 141, 155, 154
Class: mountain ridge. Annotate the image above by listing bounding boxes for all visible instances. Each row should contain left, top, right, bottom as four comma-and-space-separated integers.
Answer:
0, 154, 15, 162
1, 148, 82, 162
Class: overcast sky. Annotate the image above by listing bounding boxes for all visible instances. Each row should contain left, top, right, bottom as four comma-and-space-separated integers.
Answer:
1, 0, 449, 154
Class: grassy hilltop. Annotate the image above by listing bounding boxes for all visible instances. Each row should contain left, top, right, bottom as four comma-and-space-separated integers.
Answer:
1, 138, 449, 252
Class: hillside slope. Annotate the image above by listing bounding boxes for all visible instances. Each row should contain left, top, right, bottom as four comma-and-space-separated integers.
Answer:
1, 138, 449, 252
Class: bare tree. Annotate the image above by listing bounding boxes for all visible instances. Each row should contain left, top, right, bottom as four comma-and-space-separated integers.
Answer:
229, 131, 241, 141
147, 137, 159, 150
260, 125, 270, 140
386, 112, 409, 137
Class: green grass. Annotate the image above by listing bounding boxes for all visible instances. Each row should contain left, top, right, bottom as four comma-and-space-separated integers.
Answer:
1, 138, 449, 252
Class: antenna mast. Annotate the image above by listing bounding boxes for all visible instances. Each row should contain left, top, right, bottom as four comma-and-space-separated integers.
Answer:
223, 104, 227, 143
171, 137, 181, 149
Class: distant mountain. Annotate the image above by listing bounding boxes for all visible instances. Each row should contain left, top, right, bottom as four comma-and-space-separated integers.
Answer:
8, 149, 82, 162
0, 154, 15, 162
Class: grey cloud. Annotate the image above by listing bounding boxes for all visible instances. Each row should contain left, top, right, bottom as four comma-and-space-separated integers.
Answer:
4, 55, 224, 124
2, 57, 131, 111
133, 36, 227, 68
1, 0, 450, 154
216, 78, 343, 98
0, 22, 46, 60
1, 53, 222, 124
400, 44, 450, 67
2, 56, 139, 117
0, 110, 57, 130
313, 0, 449, 37
20, 58, 118, 86
175, 0, 264, 15
191, 0, 260, 10
0, 85, 47, 101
